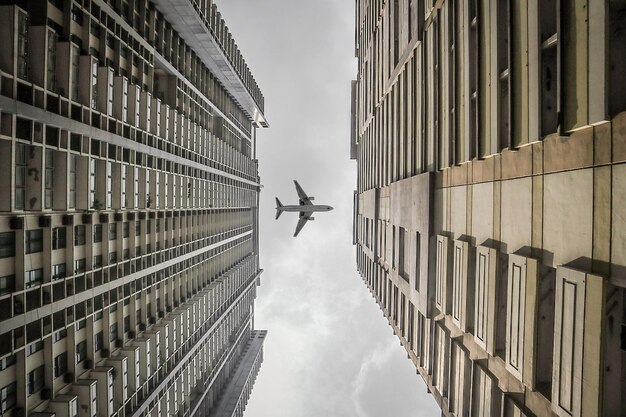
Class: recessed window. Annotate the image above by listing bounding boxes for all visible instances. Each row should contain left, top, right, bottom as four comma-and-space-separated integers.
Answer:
74, 225, 86, 246
94, 331, 103, 352
74, 258, 86, 274
52, 227, 66, 250
0, 381, 17, 412
93, 255, 103, 269
123, 222, 130, 238
415, 232, 421, 291
93, 224, 103, 243
109, 223, 117, 240
75, 340, 87, 364
15, 144, 26, 210
69, 155, 77, 209
45, 149, 55, 209
53, 329, 67, 343
0, 355, 16, 371
24, 269, 43, 289
399, 227, 409, 282
109, 323, 118, 342
0, 232, 15, 259
0, 275, 15, 295
53, 352, 68, 378
26, 341, 43, 357
70, 44, 79, 101
51, 263, 66, 280
27, 365, 45, 395
16, 12, 28, 80
25, 229, 43, 254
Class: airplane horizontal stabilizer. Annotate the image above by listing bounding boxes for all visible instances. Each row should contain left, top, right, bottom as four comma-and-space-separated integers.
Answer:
275, 198, 283, 220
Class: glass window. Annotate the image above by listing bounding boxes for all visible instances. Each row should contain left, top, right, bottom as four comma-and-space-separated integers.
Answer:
75, 340, 87, 363
0, 275, 15, 295
123, 222, 129, 238
90, 21, 100, 38
135, 221, 141, 235
24, 269, 43, 289
109, 252, 117, 264
26, 341, 43, 357
47, 29, 57, 91
106, 162, 112, 208
93, 224, 103, 243
71, 5, 83, 25
25, 229, 43, 254
15, 143, 26, 210
93, 255, 102, 268
52, 227, 66, 250
90, 57, 98, 110
121, 165, 127, 207
53, 329, 67, 343
70, 44, 79, 101
27, 365, 45, 395
74, 259, 86, 274
109, 223, 117, 240
89, 159, 96, 208
51, 263, 66, 280
0, 381, 17, 412
399, 227, 409, 282
134, 167, 139, 207
17, 12, 28, 80
74, 225, 86, 246
0, 355, 16, 372
53, 352, 68, 378
45, 149, 54, 209
0, 232, 15, 258
94, 331, 103, 351
109, 323, 118, 342
69, 154, 77, 209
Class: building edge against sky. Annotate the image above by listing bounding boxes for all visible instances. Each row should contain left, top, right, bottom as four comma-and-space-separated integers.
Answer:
351, 1, 626, 417
0, 1, 267, 417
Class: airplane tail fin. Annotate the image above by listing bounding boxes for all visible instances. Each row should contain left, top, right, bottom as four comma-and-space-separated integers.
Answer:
275, 198, 283, 220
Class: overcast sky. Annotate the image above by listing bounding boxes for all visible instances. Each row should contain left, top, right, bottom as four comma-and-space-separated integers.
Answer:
215, 1, 440, 416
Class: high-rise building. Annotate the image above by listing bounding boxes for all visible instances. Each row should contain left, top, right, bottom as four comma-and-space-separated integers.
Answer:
0, 1, 267, 417
351, 2, 626, 416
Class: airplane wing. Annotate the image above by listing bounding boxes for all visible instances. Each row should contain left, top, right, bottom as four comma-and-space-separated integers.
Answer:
294, 180, 312, 205
294, 212, 311, 237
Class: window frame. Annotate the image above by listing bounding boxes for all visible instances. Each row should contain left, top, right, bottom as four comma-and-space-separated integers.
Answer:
52, 227, 66, 250
53, 351, 68, 378
25, 229, 43, 254
0, 232, 15, 259
27, 365, 45, 395
74, 225, 86, 246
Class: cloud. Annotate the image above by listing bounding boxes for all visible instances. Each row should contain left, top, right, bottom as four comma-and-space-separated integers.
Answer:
213, 1, 441, 417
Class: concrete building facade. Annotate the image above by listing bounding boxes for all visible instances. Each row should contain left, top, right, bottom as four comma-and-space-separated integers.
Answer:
351, 1, 626, 416
0, 1, 267, 417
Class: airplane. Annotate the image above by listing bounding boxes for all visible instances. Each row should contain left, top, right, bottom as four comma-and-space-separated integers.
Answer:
275, 180, 334, 237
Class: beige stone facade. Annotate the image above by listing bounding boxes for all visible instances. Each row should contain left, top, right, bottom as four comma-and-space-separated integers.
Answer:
351, 1, 626, 416
0, 1, 266, 417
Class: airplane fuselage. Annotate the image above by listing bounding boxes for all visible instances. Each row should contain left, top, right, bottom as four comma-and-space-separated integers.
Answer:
278, 204, 333, 213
